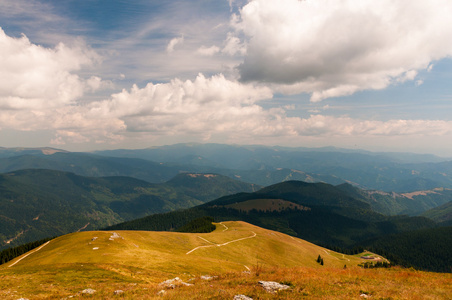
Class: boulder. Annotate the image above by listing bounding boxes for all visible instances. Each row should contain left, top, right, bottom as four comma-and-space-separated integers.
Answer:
258, 281, 290, 294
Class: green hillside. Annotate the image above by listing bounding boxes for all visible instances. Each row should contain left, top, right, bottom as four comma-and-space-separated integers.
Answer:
108, 181, 436, 250
364, 226, 452, 273
422, 201, 452, 225
0, 152, 182, 183
0, 170, 256, 249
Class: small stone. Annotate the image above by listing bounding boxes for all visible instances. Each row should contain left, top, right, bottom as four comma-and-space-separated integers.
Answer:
157, 290, 166, 295
360, 293, 371, 298
200, 275, 217, 280
113, 290, 124, 295
234, 295, 253, 300
81, 288, 96, 294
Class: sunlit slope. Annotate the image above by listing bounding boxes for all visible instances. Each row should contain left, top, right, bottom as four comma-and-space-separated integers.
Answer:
4, 221, 366, 275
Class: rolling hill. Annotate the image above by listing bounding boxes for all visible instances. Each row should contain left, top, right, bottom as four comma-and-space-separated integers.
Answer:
108, 180, 437, 249
0, 169, 257, 249
0, 221, 449, 299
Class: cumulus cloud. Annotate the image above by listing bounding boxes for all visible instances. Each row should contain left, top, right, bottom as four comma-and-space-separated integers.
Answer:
230, 0, 452, 101
56, 73, 450, 145
0, 28, 105, 110
90, 73, 273, 135
0, 28, 118, 143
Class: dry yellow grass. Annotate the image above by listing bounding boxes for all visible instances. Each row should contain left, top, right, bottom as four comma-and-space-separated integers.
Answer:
0, 221, 450, 299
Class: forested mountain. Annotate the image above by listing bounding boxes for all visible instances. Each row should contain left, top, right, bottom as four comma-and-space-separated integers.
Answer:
422, 201, 452, 226
0, 169, 256, 249
337, 184, 452, 216
3, 145, 452, 194
0, 152, 182, 183
95, 143, 452, 192
108, 180, 437, 249
363, 226, 452, 273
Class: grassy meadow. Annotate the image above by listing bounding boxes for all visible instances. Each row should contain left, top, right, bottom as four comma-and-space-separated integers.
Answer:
0, 221, 450, 299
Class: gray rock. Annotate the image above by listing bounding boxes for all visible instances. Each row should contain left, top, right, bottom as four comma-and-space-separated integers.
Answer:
81, 288, 96, 294
258, 281, 290, 293
159, 277, 193, 289
200, 275, 218, 280
234, 295, 253, 300
114, 290, 124, 295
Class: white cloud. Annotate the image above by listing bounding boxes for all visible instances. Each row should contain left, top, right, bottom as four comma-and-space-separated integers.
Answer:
166, 36, 184, 53
0, 28, 118, 143
222, 32, 246, 56
230, 0, 452, 101
197, 45, 220, 56
0, 28, 104, 110
291, 115, 452, 137
91, 73, 273, 134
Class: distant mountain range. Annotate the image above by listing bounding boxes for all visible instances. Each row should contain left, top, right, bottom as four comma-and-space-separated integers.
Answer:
1, 144, 452, 271
2, 143, 452, 192
93, 143, 452, 191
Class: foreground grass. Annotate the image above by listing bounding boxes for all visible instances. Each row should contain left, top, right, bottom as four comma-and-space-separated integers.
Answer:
0, 221, 450, 299
0, 264, 450, 299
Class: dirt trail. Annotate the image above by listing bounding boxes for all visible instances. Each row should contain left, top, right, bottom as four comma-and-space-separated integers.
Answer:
219, 222, 228, 232
186, 231, 257, 255
8, 241, 51, 267
323, 249, 350, 262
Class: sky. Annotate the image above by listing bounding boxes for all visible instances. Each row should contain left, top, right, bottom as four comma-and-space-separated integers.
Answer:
1, 0, 452, 156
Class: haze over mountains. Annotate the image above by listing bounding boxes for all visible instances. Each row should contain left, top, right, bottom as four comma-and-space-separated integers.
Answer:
2, 143, 452, 191
1, 143, 451, 260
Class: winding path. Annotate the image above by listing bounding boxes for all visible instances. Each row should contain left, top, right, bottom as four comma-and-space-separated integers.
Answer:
323, 249, 350, 262
8, 241, 51, 268
186, 231, 257, 254
220, 222, 229, 232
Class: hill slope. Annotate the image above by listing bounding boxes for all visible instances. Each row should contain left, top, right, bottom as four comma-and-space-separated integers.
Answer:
108, 180, 436, 249
1, 221, 449, 299
422, 201, 452, 225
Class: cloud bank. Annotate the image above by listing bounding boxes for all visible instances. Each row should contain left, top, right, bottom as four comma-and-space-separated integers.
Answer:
2, 1, 452, 152
231, 0, 452, 101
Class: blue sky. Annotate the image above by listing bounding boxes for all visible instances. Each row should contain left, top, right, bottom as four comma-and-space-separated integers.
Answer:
1, 0, 452, 156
